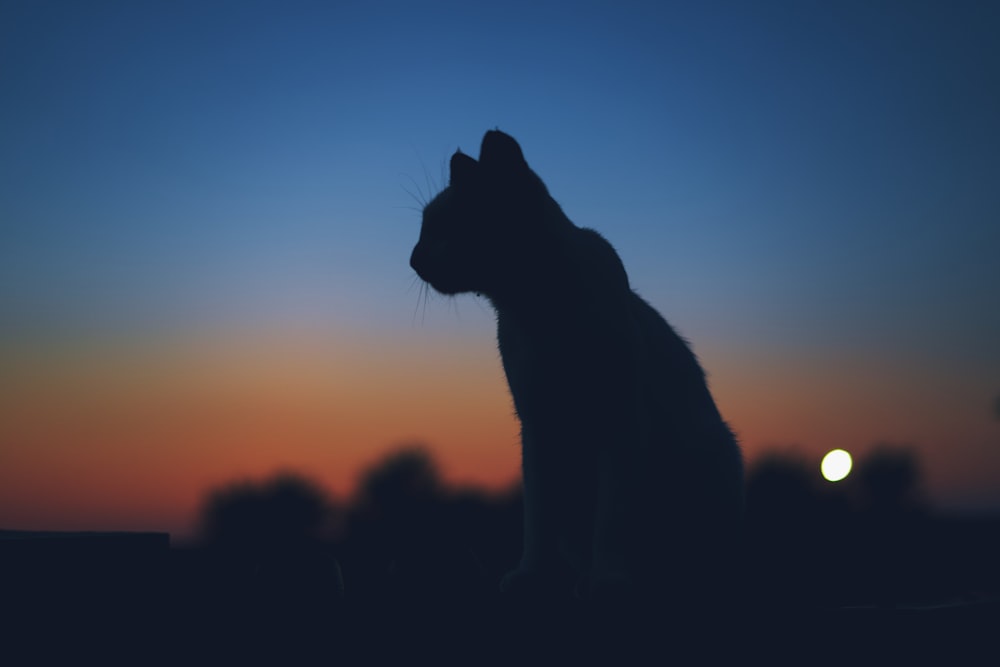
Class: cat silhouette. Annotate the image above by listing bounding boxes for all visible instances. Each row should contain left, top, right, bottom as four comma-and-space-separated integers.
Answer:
410, 130, 743, 608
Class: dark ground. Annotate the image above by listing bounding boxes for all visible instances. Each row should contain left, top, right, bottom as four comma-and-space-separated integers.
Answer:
3, 449, 998, 663
1, 520, 997, 665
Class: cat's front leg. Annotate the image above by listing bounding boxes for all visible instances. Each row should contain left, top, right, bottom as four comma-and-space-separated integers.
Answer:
500, 429, 563, 596
588, 432, 642, 602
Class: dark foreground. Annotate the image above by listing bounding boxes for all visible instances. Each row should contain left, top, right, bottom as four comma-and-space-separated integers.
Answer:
1, 529, 997, 665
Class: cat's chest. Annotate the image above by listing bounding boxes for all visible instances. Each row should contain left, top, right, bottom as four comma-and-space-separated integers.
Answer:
496, 324, 559, 412
496, 309, 635, 423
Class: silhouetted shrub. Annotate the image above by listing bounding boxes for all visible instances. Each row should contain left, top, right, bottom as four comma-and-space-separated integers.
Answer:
745, 452, 823, 526
195, 472, 345, 620
199, 472, 339, 551
854, 444, 926, 514
353, 447, 442, 507
339, 446, 518, 603
742, 450, 891, 606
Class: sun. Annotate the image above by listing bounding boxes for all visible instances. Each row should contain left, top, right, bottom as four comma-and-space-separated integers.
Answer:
821, 449, 852, 482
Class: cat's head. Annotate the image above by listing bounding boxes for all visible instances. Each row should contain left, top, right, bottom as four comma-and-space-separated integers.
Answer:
409, 130, 567, 298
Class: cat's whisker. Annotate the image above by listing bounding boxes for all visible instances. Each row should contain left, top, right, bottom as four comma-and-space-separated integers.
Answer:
400, 183, 426, 210
401, 173, 430, 208
448, 294, 461, 322
421, 281, 431, 325
420, 156, 436, 204
409, 142, 439, 203
411, 279, 427, 326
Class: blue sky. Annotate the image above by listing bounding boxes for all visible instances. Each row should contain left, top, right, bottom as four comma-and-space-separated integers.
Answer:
2, 1, 999, 518
4, 1, 997, 345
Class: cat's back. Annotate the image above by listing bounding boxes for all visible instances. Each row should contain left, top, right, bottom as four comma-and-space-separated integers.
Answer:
569, 230, 743, 518
628, 289, 744, 526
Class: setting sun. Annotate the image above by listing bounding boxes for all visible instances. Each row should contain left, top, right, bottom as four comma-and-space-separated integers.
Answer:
821, 449, 853, 482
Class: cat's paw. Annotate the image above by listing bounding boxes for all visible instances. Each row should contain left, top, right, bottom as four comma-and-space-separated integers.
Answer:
588, 570, 636, 604
499, 567, 546, 596
500, 567, 574, 602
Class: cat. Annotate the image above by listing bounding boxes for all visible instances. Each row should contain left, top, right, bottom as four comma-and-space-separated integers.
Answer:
409, 130, 744, 607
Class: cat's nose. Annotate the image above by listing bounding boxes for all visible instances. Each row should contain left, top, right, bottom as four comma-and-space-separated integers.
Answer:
409, 243, 425, 274
409, 240, 442, 279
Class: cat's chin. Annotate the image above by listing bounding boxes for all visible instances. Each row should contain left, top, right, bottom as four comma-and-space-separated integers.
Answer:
412, 266, 469, 296
428, 283, 462, 296
425, 279, 476, 297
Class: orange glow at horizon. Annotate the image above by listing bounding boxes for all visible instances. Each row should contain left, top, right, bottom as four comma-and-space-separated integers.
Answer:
0, 330, 522, 540
2, 329, 999, 541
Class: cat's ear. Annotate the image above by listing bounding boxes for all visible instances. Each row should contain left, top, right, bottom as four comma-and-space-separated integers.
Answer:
479, 130, 527, 171
450, 150, 479, 187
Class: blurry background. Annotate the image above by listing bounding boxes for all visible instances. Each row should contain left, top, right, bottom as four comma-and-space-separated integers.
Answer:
2, 0, 998, 541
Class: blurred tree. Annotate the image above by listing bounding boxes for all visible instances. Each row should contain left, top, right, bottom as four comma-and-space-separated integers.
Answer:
345, 447, 445, 560
744, 452, 821, 525
851, 445, 928, 607
742, 451, 854, 606
855, 444, 925, 513
342, 446, 499, 601
199, 472, 340, 552
353, 447, 443, 510
197, 472, 344, 613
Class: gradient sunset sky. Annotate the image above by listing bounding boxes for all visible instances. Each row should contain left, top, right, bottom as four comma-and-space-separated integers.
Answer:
2, 0, 998, 540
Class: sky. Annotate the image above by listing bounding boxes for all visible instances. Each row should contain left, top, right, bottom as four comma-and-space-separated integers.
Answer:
1, 0, 998, 540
